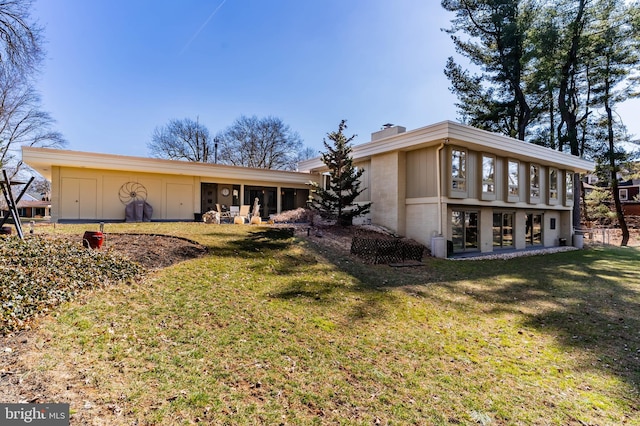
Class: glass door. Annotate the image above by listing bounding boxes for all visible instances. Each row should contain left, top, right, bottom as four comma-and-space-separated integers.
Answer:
493, 212, 514, 249
526, 213, 543, 246
451, 210, 479, 252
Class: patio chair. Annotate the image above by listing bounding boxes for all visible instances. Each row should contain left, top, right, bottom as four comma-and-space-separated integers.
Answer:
238, 205, 250, 220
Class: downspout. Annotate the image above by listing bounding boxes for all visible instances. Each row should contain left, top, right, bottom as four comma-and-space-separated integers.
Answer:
436, 139, 448, 235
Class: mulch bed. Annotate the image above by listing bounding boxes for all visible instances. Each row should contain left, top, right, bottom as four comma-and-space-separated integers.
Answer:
50, 232, 208, 269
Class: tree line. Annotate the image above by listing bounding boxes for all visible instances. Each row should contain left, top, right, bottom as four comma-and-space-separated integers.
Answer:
442, 0, 640, 245
148, 115, 316, 171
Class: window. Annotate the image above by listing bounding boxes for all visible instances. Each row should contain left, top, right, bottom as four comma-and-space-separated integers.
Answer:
451, 149, 466, 192
526, 213, 543, 246
482, 155, 495, 193
451, 210, 478, 252
620, 188, 628, 201
549, 168, 558, 201
530, 164, 540, 201
566, 172, 573, 198
565, 171, 574, 206
322, 173, 331, 190
508, 160, 519, 198
493, 212, 514, 248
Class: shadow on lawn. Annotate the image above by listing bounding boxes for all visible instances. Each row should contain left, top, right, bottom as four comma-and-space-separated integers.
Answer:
212, 227, 397, 322
436, 247, 640, 393
207, 228, 640, 392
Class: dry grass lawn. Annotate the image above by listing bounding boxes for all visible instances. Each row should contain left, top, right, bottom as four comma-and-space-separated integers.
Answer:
1, 222, 639, 425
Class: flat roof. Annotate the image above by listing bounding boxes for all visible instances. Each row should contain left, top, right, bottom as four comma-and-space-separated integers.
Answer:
298, 121, 594, 173
22, 146, 316, 186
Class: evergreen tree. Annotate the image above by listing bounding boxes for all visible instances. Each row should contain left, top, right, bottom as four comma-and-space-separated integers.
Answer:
591, 0, 640, 245
442, 0, 536, 140
308, 120, 371, 226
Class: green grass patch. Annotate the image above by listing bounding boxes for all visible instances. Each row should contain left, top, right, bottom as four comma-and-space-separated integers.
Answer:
9, 223, 640, 424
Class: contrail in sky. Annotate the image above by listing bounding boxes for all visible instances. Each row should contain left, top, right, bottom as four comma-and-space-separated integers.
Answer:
180, 0, 228, 55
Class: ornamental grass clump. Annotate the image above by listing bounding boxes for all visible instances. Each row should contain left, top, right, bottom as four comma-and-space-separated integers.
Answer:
0, 236, 142, 335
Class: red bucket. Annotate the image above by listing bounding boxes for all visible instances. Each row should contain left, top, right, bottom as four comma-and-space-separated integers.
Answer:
82, 231, 104, 249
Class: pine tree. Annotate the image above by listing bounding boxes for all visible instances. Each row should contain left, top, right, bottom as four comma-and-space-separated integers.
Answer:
308, 120, 371, 226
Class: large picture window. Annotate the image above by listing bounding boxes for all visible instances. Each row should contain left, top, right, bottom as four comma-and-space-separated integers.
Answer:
451, 149, 467, 192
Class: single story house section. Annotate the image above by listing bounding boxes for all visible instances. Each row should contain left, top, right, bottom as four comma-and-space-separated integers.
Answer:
298, 121, 593, 257
21, 147, 313, 223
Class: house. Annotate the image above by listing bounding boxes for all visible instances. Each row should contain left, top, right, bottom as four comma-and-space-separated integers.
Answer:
619, 178, 640, 216
21, 147, 312, 222
298, 121, 593, 257
22, 121, 593, 257
15, 193, 51, 218
0, 191, 51, 219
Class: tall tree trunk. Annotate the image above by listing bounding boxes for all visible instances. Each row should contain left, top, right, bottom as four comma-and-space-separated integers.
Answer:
558, 0, 587, 231
605, 93, 630, 246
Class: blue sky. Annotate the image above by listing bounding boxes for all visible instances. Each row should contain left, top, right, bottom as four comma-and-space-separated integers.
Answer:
32, 0, 640, 158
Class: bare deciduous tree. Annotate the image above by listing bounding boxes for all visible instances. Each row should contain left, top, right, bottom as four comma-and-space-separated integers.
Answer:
216, 115, 303, 170
148, 118, 212, 162
0, 68, 65, 177
0, 0, 65, 178
0, 0, 43, 73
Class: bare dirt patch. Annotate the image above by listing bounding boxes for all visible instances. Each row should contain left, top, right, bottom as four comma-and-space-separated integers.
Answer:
51, 232, 208, 270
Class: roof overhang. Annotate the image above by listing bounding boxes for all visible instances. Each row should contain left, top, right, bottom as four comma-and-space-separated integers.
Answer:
298, 121, 594, 173
22, 146, 317, 186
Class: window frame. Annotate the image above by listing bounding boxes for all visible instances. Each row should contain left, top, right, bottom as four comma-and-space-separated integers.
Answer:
450, 147, 468, 197
564, 171, 574, 206
507, 159, 519, 202
549, 168, 559, 204
620, 188, 628, 201
529, 163, 541, 203
481, 154, 496, 200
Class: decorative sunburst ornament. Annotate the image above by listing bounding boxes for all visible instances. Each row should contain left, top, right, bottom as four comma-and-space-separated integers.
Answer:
118, 182, 148, 205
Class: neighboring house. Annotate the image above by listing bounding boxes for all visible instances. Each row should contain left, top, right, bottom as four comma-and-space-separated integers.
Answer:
0, 191, 51, 219
298, 121, 593, 257
23, 121, 593, 257
21, 147, 312, 223
619, 179, 640, 216
16, 193, 51, 218
618, 178, 640, 202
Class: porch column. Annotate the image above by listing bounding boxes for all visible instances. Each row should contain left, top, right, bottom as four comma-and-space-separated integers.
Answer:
277, 186, 282, 214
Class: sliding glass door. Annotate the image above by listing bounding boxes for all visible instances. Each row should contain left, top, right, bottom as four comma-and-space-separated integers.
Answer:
451, 210, 479, 253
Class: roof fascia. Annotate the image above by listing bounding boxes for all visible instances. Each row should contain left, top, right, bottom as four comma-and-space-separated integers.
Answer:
297, 121, 593, 173
21, 147, 317, 185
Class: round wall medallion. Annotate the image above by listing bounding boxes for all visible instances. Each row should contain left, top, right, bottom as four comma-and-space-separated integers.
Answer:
221, 188, 230, 196
118, 182, 148, 205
